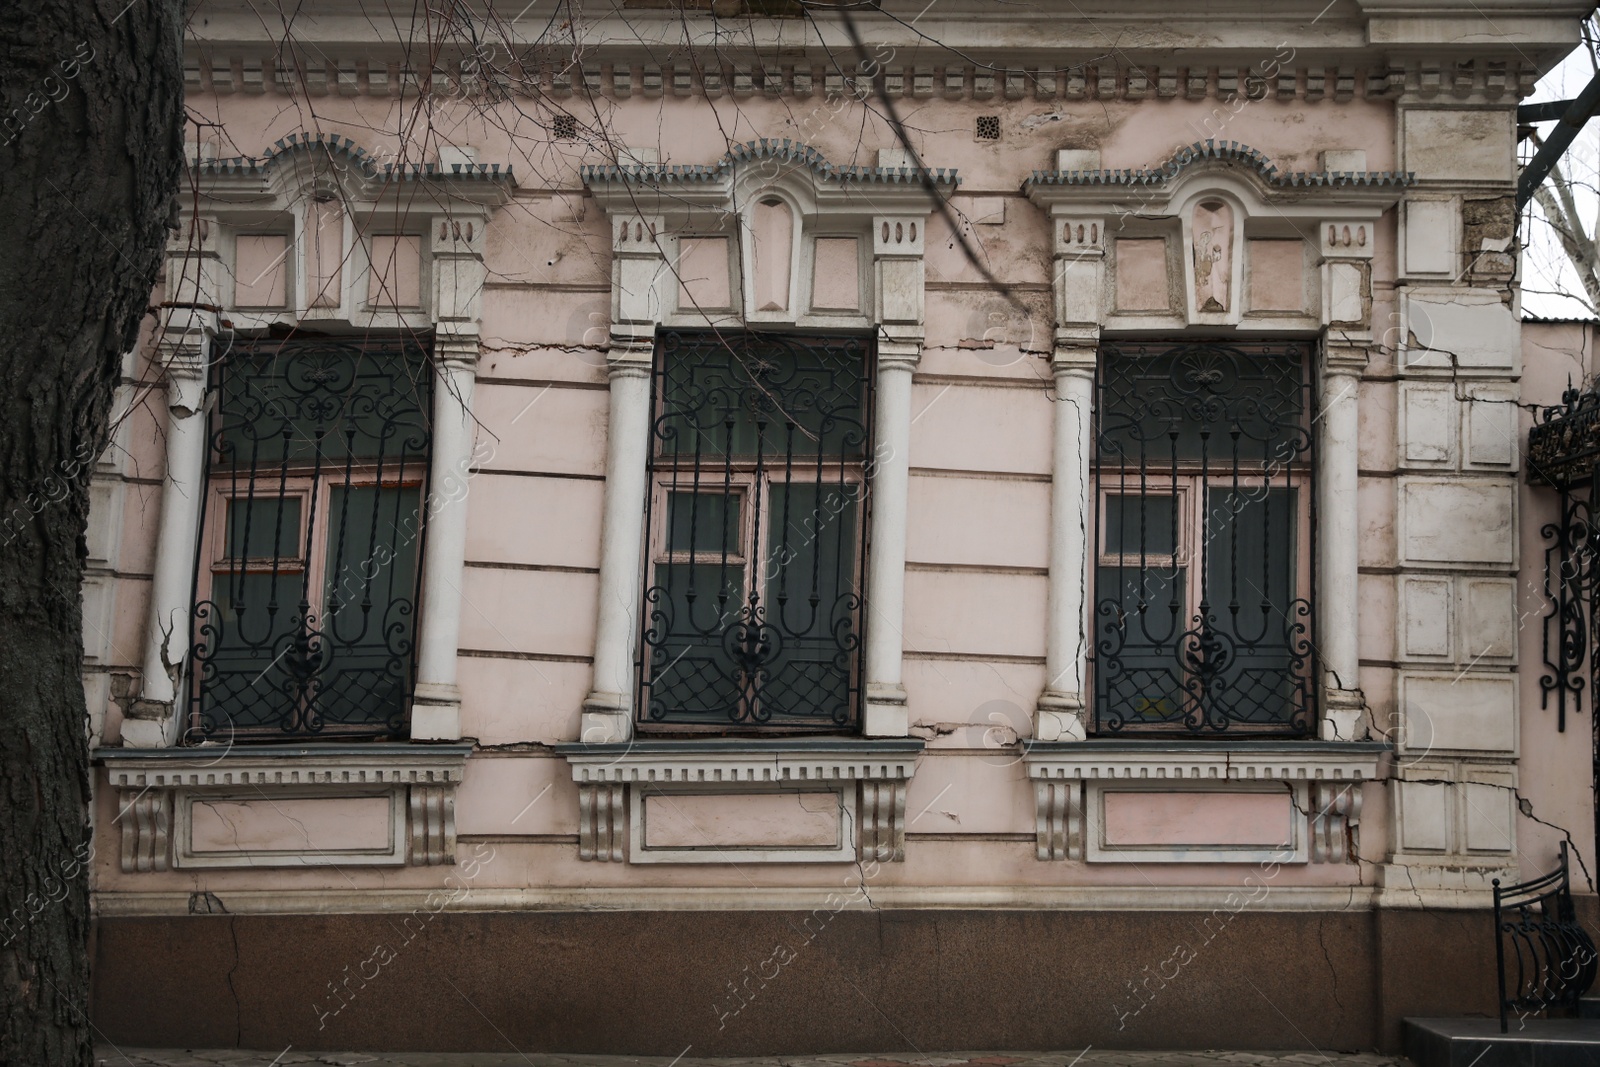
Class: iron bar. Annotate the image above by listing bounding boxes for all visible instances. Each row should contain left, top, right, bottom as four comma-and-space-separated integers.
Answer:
637, 330, 872, 731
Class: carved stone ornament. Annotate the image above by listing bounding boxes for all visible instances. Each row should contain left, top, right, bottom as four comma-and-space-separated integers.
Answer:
1192, 199, 1233, 312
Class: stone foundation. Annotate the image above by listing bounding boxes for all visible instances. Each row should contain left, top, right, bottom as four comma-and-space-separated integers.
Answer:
91, 907, 1536, 1054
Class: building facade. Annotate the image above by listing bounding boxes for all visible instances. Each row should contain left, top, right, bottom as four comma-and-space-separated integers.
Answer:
78, 0, 1597, 1052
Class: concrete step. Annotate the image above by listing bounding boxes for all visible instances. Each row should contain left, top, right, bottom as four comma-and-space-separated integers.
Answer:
1405, 1016, 1600, 1067
1580, 996, 1600, 1020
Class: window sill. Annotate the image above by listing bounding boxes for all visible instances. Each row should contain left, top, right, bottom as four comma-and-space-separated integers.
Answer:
554, 738, 925, 864
96, 743, 472, 872
1022, 737, 1389, 780
1021, 738, 1389, 864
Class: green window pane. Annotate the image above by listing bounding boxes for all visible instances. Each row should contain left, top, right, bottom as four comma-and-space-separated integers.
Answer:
1094, 564, 1187, 728
644, 562, 747, 720
1105, 493, 1176, 557
759, 482, 858, 721
318, 485, 422, 727
667, 491, 740, 555
195, 572, 310, 733
323, 486, 422, 616
225, 496, 302, 560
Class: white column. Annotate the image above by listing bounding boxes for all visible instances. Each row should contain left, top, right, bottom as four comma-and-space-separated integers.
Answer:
411, 207, 491, 740
581, 344, 654, 744
125, 310, 215, 748
1036, 212, 1105, 743
580, 213, 665, 744
1319, 341, 1369, 741
411, 339, 478, 741
864, 216, 927, 738
1036, 344, 1096, 742
863, 343, 918, 736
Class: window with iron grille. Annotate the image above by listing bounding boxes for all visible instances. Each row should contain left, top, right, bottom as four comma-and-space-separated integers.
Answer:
189, 337, 433, 740
1091, 339, 1316, 736
638, 330, 873, 731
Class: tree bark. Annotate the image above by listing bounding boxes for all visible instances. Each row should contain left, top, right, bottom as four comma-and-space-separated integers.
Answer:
0, 2, 182, 1063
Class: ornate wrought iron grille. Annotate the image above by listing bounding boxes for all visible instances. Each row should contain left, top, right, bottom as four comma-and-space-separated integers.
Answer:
1493, 841, 1598, 1032
1530, 386, 1600, 733
1528, 381, 1600, 870
637, 330, 873, 731
1091, 340, 1316, 735
188, 337, 433, 739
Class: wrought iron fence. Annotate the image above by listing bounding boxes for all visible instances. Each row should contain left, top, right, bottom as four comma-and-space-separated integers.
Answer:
188, 337, 433, 739
1493, 841, 1598, 1031
1091, 340, 1316, 735
637, 330, 873, 730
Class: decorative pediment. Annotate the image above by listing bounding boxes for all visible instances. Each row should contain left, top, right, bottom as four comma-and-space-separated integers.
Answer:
583, 138, 958, 219
1027, 139, 1413, 193
1031, 141, 1397, 331
172, 131, 513, 327
589, 141, 946, 331
1025, 139, 1411, 216
191, 130, 515, 208
582, 137, 958, 189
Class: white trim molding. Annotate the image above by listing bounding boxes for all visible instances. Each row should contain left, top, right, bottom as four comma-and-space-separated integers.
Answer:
1025, 140, 1405, 744
578, 140, 956, 743
1023, 739, 1387, 863
121, 133, 513, 746
98, 743, 471, 870
97, 883, 1405, 918
557, 738, 924, 864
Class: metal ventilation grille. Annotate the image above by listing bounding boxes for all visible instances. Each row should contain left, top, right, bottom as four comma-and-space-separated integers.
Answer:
975, 115, 1000, 140
553, 113, 577, 140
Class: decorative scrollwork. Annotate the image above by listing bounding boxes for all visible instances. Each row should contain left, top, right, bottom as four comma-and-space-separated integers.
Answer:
1530, 381, 1600, 490
1494, 842, 1598, 1032
1091, 341, 1315, 736
189, 339, 432, 740
637, 331, 871, 730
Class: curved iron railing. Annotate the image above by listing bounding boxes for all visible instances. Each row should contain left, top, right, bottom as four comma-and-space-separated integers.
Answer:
1494, 841, 1598, 1031
637, 330, 872, 730
188, 337, 432, 739
1091, 340, 1316, 735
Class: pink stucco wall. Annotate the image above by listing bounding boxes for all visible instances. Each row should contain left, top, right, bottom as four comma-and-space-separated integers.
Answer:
82, 69, 1584, 903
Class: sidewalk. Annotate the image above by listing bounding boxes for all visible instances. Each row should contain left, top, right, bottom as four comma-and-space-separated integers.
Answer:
94, 1049, 1413, 1067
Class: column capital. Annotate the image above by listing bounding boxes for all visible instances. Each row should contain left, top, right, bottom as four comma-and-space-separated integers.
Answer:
435, 335, 480, 373
1317, 220, 1377, 262
1050, 342, 1097, 376
877, 338, 921, 373
154, 309, 219, 414
607, 338, 654, 379
154, 307, 217, 370
1322, 340, 1372, 378
872, 216, 927, 259
611, 214, 666, 257
428, 213, 489, 260
1050, 215, 1106, 259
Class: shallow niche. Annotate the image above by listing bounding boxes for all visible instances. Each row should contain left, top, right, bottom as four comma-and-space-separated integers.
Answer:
750, 196, 793, 313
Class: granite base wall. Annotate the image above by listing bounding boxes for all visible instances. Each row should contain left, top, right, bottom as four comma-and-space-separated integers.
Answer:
91, 909, 1514, 1054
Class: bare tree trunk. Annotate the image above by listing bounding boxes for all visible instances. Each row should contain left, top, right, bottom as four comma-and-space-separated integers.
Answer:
0, 1, 183, 1063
